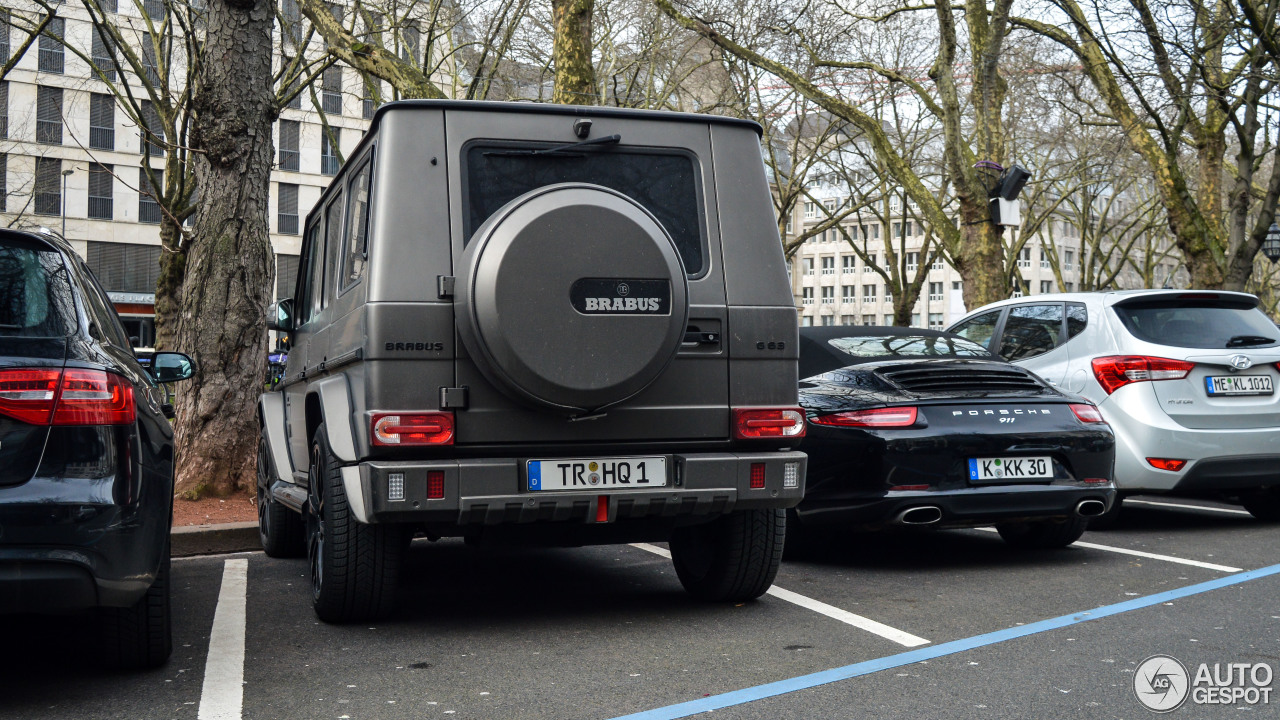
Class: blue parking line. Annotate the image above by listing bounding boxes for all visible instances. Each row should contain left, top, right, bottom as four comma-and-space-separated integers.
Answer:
609, 562, 1280, 720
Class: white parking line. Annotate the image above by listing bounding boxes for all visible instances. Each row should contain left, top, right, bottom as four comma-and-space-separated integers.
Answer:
630, 543, 930, 647
972, 528, 1244, 573
198, 559, 249, 720
1125, 499, 1253, 516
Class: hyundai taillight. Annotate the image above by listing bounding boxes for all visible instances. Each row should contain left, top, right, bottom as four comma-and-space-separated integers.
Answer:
0, 368, 134, 425
1069, 403, 1105, 423
1090, 356, 1195, 394
371, 412, 455, 446
810, 406, 918, 428
733, 408, 806, 439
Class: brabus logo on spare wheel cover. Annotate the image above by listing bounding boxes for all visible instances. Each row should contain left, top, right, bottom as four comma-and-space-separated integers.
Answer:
570, 278, 672, 315
1230, 355, 1253, 370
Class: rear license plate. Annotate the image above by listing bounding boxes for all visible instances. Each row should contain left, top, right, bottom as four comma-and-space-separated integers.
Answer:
1205, 375, 1273, 396
968, 456, 1053, 482
527, 457, 667, 491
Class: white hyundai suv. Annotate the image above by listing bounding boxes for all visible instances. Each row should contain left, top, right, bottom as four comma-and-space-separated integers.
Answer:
948, 290, 1280, 521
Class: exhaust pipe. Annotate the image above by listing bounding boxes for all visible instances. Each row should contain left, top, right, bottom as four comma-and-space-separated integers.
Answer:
895, 506, 943, 525
1077, 499, 1106, 517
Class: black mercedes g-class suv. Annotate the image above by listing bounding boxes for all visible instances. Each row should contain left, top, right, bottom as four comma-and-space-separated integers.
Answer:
258, 101, 806, 622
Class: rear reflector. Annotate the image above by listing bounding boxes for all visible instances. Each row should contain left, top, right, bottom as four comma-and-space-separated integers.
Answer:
1091, 356, 1194, 394
750, 463, 766, 489
596, 495, 609, 523
0, 368, 134, 426
388, 473, 406, 501
733, 408, 806, 439
371, 412, 455, 446
1069, 403, 1105, 423
426, 470, 445, 499
1147, 457, 1188, 472
811, 406, 918, 428
1083, 477, 1110, 484
890, 484, 930, 491
784, 462, 800, 489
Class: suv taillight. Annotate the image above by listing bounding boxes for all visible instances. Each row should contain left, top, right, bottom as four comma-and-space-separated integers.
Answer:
371, 412, 455, 446
0, 368, 135, 425
733, 408, 805, 440
1090, 355, 1194, 395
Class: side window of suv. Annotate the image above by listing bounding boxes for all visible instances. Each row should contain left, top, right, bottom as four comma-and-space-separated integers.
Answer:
998, 303, 1065, 361
322, 191, 344, 308
339, 155, 372, 292
296, 222, 322, 326
949, 309, 1001, 350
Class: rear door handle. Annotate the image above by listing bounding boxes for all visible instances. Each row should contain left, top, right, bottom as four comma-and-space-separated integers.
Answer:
683, 332, 719, 344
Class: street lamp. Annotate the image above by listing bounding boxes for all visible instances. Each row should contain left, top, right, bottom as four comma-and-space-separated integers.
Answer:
1264, 222, 1280, 264
61, 167, 75, 239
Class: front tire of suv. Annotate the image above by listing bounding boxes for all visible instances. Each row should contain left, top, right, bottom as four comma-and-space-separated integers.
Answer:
996, 516, 1089, 549
100, 543, 172, 670
669, 509, 785, 602
258, 434, 306, 558
1241, 489, 1280, 522
308, 424, 405, 623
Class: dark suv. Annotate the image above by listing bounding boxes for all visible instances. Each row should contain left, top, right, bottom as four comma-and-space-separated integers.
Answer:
0, 229, 193, 669
258, 100, 807, 622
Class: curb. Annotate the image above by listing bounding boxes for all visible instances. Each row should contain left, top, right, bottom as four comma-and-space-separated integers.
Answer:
171, 521, 261, 557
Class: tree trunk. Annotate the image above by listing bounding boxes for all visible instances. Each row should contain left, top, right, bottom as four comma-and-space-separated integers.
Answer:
153, 218, 185, 352
551, 0, 596, 104
173, 0, 276, 497
953, 217, 1008, 311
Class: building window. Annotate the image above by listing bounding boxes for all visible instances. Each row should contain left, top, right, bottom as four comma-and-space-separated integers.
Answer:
801, 315, 813, 327
281, 0, 301, 48
86, 241, 161, 293
864, 253, 876, 272
1064, 250, 1075, 270
278, 120, 300, 171
905, 251, 918, 272
140, 100, 164, 156
321, 66, 342, 114
362, 79, 379, 119
277, 183, 298, 235
88, 163, 113, 220
276, 254, 300, 299
0, 11, 9, 66
842, 255, 855, 273
36, 85, 62, 145
861, 314, 874, 326
321, 129, 340, 175
803, 258, 814, 276
144, 0, 167, 21
401, 23, 420, 65
1040, 280, 1053, 294
1017, 247, 1031, 268
90, 93, 115, 150
138, 168, 163, 224
38, 17, 64, 74
0, 153, 7, 212
141, 41, 160, 87
101, 0, 118, 12
91, 26, 116, 81
929, 281, 943, 302
931, 255, 944, 271
802, 288, 813, 305
885, 289, 893, 303
929, 313, 944, 329
1064, 282, 1075, 292
803, 202, 815, 219
34, 157, 61, 216
821, 256, 835, 274
840, 314, 854, 326
862, 284, 876, 302
842, 285, 855, 303
0, 81, 7, 139
884, 314, 894, 325
911, 312, 921, 327
821, 286, 834, 304
1040, 248, 1050, 269
821, 315, 835, 326
281, 56, 302, 110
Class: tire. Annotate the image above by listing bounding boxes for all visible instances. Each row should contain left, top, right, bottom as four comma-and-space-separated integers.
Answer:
669, 508, 785, 602
100, 544, 172, 670
996, 516, 1089, 549
258, 434, 306, 558
1241, 489, 1280, 522
308, 424, 405, 623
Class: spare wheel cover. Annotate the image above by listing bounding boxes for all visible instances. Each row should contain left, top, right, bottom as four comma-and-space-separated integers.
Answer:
457, 183, 690, 414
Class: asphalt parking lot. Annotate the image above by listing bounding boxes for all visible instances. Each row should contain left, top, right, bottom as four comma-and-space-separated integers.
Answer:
2, 497, 1277, 720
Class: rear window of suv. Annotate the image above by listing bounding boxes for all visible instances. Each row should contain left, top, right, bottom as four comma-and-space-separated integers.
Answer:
464, 144, 706, 276
0, 240, 76, 337
1112, 296, 1280, 349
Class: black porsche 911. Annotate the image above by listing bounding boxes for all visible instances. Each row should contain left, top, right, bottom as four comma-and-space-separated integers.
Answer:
793, 326, 1116, 549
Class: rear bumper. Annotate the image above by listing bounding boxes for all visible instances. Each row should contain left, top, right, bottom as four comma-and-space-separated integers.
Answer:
342, 451, 807, 527
796, 483, 1115, 530
1101, 386, 1280, 492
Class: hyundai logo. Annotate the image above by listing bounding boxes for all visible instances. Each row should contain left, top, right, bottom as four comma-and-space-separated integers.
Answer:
1230, 354, 1253, 370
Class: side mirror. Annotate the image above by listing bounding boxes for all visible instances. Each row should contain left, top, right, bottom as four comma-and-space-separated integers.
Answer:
152, 351, 195, 383
267, 299, 295, 332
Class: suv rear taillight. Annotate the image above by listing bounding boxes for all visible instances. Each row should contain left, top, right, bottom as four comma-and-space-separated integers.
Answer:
810, 406, 918, 428
0, 368, 135, 425
733, 408, 805, 440
371, 412, 455, 446
1090, 356, 1194, 395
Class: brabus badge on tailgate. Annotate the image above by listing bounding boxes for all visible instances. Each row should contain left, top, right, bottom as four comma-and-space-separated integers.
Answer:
570, 278, 672, 315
